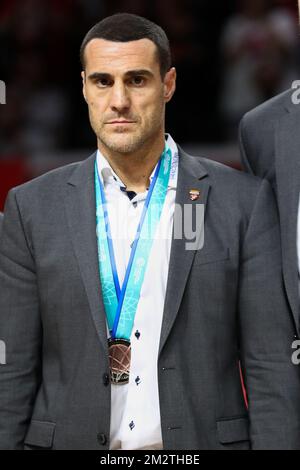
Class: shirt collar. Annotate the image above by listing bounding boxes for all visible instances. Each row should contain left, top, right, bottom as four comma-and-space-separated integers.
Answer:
96, 133, 178, 190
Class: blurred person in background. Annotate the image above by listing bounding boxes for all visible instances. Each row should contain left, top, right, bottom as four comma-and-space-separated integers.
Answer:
0, 0, 83, 157
0, 13, 300, 450
220, 0, 298, 139
239, 0, 300, 344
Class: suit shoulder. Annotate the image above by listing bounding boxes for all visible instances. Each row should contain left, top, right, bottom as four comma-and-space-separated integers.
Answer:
198, 156, 263, 191
196, 156, 274, 221
10, 155, 93, 197
14, 162, 79, 193
239, 90, 293, 175
242, 89, 292, 127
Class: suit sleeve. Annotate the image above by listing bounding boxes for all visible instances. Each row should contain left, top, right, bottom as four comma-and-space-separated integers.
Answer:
0, 189, 42, 450
238, 178, 300, 449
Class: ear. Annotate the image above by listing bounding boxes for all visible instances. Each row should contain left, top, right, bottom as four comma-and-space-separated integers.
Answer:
81, 71, 87, 102
163, 67, 176, 103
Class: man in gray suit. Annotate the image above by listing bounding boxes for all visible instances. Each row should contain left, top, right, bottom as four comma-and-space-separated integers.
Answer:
0, 13, 300, 450
239, 1, 300, 336
239, 87, 300, 334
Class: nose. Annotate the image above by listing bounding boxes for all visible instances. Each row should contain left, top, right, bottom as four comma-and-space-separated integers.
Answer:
109, 80, 130, 114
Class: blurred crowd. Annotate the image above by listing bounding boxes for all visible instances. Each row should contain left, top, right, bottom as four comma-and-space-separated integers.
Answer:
221, 0, 299, 137
0, 0, 299, 159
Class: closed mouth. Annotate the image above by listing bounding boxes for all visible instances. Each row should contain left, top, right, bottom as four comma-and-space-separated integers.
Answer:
107, 121, 136, 124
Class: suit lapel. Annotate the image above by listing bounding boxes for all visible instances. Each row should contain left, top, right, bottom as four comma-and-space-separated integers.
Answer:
65, 152, 109, 355
159, 148, 210, 356
275, 112, 300, 328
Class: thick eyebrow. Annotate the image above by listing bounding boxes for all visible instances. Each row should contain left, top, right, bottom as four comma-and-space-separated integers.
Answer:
124, 69, 154, 78
87, 72, 111, 82
87, 69, 154, 82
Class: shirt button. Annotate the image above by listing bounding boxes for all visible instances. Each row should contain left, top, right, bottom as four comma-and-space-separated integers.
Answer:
135, 376, 141, 385
97, 433, 107, 446
103, 373, 110, 387
133, 201, 138, 208
135, 330, 141, 339
129, 421, 135, 430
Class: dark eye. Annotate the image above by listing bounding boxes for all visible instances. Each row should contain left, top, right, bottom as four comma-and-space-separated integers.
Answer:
96, 77, 112, 88
130, 76, 145, 86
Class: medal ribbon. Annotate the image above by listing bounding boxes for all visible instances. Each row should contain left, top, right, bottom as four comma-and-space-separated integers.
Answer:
95, 146, 172, 340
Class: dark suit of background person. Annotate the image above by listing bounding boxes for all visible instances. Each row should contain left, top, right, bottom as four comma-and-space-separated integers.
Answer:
239, 89, 300, 334
0, 146, 300, 450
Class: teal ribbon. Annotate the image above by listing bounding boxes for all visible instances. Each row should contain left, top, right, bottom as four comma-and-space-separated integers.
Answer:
95, 146, 172, 340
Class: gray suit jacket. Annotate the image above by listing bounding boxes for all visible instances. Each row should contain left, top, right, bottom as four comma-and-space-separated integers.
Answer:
239, 90, 300, 332
0, 148, 299, 450
0, 213, 3, 236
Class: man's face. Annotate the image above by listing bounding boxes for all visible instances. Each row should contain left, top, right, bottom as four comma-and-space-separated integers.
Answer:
82, 38, 176, 155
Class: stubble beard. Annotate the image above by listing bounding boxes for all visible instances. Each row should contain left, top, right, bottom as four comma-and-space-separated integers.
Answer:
91, 106, 164, 156
97, 127, 148, 155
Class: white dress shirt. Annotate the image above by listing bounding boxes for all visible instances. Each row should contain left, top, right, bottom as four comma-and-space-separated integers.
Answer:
96, 134, 179, 450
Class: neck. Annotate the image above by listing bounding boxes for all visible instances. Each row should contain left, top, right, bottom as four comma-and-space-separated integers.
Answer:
98, 134, 166, 193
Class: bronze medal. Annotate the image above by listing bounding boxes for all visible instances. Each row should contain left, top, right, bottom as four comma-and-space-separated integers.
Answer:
108, 338, 131, 385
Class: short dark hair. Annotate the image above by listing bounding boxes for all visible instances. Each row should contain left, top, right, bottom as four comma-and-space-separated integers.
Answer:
80, 13, 172, 78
